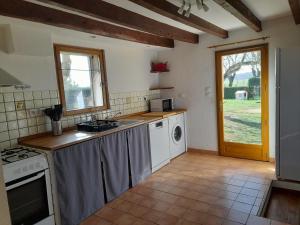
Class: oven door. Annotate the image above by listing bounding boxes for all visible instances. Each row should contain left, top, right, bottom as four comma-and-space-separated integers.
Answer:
6, 169, 54, 225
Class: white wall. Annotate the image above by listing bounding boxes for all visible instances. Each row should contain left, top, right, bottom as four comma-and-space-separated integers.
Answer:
158, 16, 300, 157
0, 16, 160, 92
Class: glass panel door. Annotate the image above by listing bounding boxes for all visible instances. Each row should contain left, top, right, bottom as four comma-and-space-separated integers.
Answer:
216, 45, 269, 161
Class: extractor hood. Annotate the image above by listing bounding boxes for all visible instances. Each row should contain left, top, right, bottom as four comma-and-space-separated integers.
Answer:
0, 68, 30, 89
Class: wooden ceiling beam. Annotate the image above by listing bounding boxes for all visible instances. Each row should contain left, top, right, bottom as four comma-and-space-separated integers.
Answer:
39, 0, 199, 44
288, 0, 300, 24
129, 0, 228, 39
212, 0, 262, 32
0, 0, 174, 48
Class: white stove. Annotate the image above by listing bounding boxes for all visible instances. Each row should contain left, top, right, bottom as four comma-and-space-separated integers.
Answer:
1, 146, 55, 225
1, 146, 48, 183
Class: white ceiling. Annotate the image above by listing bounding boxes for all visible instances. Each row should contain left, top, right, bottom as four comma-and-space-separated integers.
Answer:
105, 0, 292, 34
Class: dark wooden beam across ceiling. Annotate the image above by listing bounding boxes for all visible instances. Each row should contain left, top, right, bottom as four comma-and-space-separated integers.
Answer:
212, 0, 262, 32
289, 0, 300, 24
39, 0, 199, 44
129, 0, 228, 39
0, 0, 174, 48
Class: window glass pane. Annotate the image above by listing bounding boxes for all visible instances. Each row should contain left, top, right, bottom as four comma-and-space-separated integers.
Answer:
59, 51, 105, 112
62, 69, 94, 110
60, 52, 91, 70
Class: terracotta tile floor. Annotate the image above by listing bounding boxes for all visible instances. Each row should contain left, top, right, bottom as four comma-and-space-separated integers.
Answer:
80, 152, 289, 225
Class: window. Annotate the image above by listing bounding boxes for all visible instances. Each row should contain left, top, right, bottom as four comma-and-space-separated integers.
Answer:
54, 44, 109, 116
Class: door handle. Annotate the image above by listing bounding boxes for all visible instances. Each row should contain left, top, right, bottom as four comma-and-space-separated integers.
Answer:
6, 172, 45, 191
155, 121, 163, 128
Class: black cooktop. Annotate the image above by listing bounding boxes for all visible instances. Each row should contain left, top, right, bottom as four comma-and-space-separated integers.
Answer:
77, 120, 120, 132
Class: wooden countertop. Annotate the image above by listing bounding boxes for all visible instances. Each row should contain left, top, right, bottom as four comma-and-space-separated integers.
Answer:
142, 109, 187, 118
19, 109, 186, 151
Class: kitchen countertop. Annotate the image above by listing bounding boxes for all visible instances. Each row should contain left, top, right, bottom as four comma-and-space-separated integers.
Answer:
19, 109, 186, 151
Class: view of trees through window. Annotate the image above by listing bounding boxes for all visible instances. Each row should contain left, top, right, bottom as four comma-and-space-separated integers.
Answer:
54, 45, 109, 115
222, 50, 262, 144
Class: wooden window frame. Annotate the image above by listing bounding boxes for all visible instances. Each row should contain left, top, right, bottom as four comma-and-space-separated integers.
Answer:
53, 44, 110, 116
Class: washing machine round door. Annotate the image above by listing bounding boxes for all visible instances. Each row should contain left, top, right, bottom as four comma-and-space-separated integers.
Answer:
172, 124, 182, 144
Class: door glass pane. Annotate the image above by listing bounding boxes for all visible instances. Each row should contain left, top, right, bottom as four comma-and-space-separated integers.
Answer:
222, 50, 262, 144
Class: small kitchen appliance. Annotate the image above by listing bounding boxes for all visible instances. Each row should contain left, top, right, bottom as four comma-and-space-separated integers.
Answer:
150, 98, 174, 112
1, 146, 55, 225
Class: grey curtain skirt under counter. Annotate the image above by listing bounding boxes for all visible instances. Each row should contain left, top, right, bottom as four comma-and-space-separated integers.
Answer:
53, 139, 105, 225
100, 130, 130, 202
127, 124, 152, 187
52, 125, 152, 225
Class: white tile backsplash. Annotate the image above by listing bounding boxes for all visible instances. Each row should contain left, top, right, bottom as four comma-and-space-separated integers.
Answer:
0, 103, 4, 113
50, 98, 59, 105
8, 130, 19, 139
13, 92, 24, 101
5, 102, 16, 112
18, 119, 28, 129
4, 93, 14, 102
50, 90, 58, 99
0, 122, 7, 132
19, 128, 29, 137
0, 131, 10, 142
27, 118, 36, 127
33, 100, 43, 108
0, 141, 10, 149
5, 112, 16, 121
17, 110, 27, 120
33, 91, 42, 100
0, 89, 160, 148
25, 100, 35, 109
28, 126, 38, 135
8, 121, 18, 130
42, 99, 51, 107
24, 91, 34, 100
0, 113, 7, 122
42, 90, 50, 99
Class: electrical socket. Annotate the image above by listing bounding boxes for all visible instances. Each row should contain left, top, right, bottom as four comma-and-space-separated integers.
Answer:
15, 101, 25, 110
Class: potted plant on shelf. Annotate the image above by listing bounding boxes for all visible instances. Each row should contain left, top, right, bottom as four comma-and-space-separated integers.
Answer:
151, 62, 169, 73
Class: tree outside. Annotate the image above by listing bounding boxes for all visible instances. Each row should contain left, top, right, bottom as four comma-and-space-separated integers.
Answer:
222, 51, 262, 144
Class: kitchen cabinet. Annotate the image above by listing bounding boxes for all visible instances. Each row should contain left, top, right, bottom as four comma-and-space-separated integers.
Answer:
52, 139, 105, 225
127, 124, 152, 186
51, 124, 152, 225
100, 130, 130, 202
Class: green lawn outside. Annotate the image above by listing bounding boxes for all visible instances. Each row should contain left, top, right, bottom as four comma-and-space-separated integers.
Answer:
223, 99, 262, 144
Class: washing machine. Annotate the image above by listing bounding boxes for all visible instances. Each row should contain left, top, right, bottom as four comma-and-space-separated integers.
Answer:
168, 113, 187, 159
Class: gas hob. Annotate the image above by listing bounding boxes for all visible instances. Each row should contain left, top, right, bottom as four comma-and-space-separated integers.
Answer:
1, 146, 41, 165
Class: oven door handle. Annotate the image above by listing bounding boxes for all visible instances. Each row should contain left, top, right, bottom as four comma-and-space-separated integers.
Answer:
6, 172, 45, 191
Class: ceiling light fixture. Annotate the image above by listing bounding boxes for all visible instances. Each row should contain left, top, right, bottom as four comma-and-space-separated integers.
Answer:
177, 0, 186, 14
177, 0, 209, 17
185, 3, 192, 17
201, 0, 209, 12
